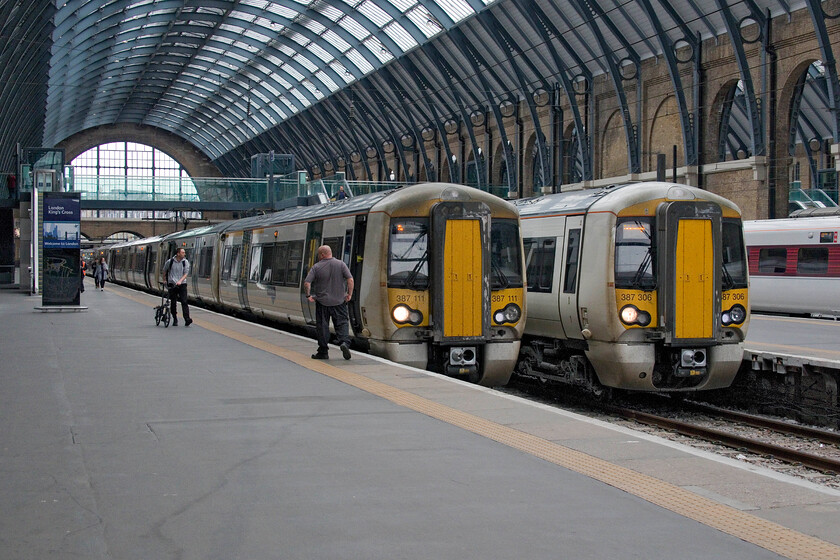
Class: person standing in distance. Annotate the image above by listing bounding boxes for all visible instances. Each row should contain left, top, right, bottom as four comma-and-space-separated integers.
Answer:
162, 248, 193, 327
304, 245, 354, 360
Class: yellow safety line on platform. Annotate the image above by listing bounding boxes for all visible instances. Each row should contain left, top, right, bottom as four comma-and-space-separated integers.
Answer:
117, 288, 839, 560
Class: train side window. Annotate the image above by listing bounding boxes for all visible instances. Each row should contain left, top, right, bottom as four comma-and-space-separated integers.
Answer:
286, 240, 304, 286
250, 245, 263, 282
797, 247, 828, 275
324, 236, 343, 261
221, 247, 232, 280
272, 242, 289, 285
758, 248, 787, 274
261, 245, 276, 283
563, 229, 581, 293
230, 246, 242, 281
199, 247, 213, 278
523, 237, 556, 293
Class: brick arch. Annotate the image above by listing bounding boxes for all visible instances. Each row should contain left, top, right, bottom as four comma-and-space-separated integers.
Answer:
708, 80, 742, 164
648, 95, 683, 172
601, 109, 628, 178
523, 132, 538, 197
56, 124, 223, 178
775, 57, 826, 216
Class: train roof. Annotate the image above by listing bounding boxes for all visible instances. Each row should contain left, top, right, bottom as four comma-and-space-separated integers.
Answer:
744, 216, 840, 232
154, 183, 515, 241
219, 188, 394, 233
514, 182, 740, 218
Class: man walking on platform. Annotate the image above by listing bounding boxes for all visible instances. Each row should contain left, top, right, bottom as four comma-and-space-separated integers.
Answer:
304, 245, 353, 360
162, 248, 192, 327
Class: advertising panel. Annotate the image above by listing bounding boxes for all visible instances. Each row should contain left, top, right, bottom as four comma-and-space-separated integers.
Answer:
41, 192, 81, 306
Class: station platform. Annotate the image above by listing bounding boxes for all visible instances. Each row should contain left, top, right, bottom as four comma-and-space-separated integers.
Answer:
2, 286, 839, 560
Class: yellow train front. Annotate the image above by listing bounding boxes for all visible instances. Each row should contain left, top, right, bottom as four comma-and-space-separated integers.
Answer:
361, 183, 525, 386
515, 182, 749, 393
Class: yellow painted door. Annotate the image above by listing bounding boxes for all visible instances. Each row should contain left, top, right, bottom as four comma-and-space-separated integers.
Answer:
443, 219, 482, 337
675, 219, 713, 339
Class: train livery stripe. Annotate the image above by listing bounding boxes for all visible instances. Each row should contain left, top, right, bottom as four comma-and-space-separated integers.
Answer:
114, 286, 838, 560
675, 219, 714, 339
443, 219, 482, 337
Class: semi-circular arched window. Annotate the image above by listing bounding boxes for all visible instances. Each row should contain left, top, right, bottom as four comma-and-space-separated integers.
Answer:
72, 142, 200, 221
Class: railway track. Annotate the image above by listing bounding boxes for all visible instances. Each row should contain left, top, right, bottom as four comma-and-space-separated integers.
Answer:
605, 401, 840, 474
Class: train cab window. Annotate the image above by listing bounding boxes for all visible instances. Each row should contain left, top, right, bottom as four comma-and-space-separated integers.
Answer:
722, 220, 748, 289
758, 248, 787, 274
614, 218, 655, 290
523, 237, 556, 293
564, 229, 582, 293
286, 241, 304, 286
797, 247, 829, 275
249, 246, 261, 282
221, 247, 233, 280
491, 219, 523, 289
388, 218, 429, 289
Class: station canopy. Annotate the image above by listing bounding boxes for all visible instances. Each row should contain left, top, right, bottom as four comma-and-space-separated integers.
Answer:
1, 0, 823, 177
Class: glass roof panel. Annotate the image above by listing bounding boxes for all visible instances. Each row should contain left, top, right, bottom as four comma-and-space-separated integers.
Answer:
322, 29, 351, 52
406, 6, 444, 39
363, 37, 394, 63
383, 21, 418, 50
315, 70, 340, 92
345, 48, 375, 74
357, 1, 393, 27
338, 15, 373, 41
435, 0, 476, 23
308, 43, 333, 64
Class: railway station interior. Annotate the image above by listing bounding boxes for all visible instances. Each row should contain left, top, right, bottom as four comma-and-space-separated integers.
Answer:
2, 1, 840, 559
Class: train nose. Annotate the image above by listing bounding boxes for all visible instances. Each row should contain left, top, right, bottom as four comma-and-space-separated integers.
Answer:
681, 349, 707, 368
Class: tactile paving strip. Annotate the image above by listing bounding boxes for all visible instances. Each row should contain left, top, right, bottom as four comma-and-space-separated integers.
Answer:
119, 289, 840, 560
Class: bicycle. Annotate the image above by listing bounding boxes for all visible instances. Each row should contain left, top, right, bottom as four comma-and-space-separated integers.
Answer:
154, 282, 172, 327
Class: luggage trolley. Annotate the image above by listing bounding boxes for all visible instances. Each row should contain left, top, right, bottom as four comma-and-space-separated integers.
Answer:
154, 283, 172, 327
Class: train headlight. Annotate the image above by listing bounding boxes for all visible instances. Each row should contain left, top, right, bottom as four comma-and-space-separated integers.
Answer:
493, 303, 521, 324
392, 304, 423, 326
620, 306, 638, 324
620, 305, 651, 327
722, 304, 746, 326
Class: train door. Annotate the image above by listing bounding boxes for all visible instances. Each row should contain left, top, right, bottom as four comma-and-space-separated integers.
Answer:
430, 201, 490, 342
348, 216, 366, 335
659, 201, 721, 342
558, 216, 584, 339
238, 230, 251, 311
300, 221, 323, 325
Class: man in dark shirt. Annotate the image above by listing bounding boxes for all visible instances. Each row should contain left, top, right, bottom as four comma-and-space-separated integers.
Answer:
304, 245, 354, 360
162, 248, 193, 327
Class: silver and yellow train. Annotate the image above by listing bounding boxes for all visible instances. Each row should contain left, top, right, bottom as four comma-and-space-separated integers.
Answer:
105, 183, 526, 386
513, 182, 749, 393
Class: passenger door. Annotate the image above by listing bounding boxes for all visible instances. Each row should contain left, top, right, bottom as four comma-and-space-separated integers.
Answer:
559, 216, 584, 339
301, 221, 323, 325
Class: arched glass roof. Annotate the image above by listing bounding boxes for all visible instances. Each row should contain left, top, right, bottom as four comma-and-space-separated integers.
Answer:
45, 0, 498, 159
3, 0, 834, 182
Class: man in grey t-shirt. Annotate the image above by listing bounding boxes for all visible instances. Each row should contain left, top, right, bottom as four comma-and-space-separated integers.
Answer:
304, 245, 354, 360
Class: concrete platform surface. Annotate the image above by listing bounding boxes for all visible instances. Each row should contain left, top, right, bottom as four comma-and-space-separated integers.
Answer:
1, 286, 839, 560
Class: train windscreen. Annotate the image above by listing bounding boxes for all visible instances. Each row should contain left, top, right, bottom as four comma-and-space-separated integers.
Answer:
490, 219, 523, 289
388, 218, 429, 289
722, 219, 748, 289
615, 218, 656, 290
